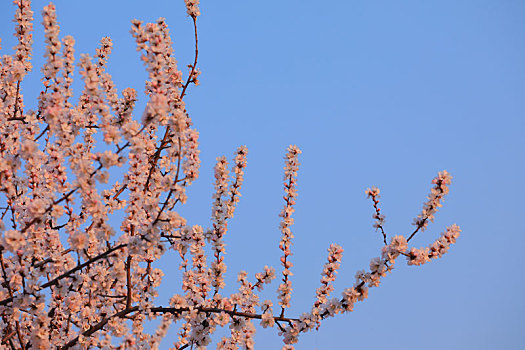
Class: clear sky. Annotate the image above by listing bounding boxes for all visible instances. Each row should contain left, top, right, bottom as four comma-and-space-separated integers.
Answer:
1, 0, 524, 349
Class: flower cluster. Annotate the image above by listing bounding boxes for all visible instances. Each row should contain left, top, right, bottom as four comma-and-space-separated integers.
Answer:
412, 170, 452, 234
407, 224, 461, 266
0, 1, 461, 349
206, 146, 248, 296
184, 0, 201, 18
226, 146, 248, 219
277, 145, 301, 312
308, 243, 344, 330
12, 0, 33, 82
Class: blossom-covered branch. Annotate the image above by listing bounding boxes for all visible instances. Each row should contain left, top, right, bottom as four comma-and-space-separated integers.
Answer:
0, 1, 460, 349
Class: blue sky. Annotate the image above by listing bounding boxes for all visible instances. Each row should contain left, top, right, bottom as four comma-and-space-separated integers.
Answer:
1, 0, 524, 348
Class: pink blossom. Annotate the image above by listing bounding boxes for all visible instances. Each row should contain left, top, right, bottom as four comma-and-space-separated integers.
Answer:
184, 0, 201, 17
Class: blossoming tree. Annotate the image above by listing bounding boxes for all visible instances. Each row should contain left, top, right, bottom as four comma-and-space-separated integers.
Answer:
0, 1, 460, 349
